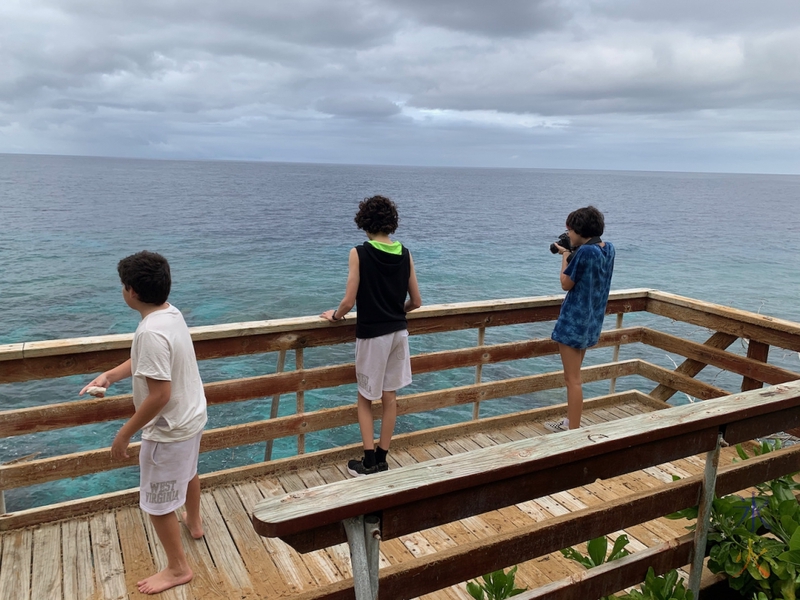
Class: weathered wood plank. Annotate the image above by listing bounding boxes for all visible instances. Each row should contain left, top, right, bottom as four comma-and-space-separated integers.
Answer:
176, 511, 236, 600
89, 511, 126, 600
254, 381, 800, 546
636, 360, 731, 400
215, 485, 309, 595
115, 506, 156, 598
197, 492, 252, 591
140, 509, 189, 600
234, 481, 303, 595
31, 523, 62, 600
61, 519, 94, 600
646, 292, 800, 352
0, 528, 32, 600
0, 344, 24, 361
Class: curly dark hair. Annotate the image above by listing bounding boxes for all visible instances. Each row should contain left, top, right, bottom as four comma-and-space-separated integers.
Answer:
117, 251, 171, 305
566, 205, 605, 238
354, 195, 399, 235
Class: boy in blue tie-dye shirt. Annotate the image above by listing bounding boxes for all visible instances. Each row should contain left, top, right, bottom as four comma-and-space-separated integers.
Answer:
546, 206, 615, 432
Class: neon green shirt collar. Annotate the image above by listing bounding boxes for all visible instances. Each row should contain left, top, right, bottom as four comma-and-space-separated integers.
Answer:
367, 240, 402, 255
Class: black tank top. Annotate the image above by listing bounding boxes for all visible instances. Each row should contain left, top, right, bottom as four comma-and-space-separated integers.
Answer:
355, 243, 410, 339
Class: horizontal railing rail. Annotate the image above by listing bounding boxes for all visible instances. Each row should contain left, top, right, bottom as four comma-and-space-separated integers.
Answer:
252, 381, 800, 600
0, 291, 650, 383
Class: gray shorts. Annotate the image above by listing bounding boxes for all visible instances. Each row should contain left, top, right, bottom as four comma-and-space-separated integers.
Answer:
355, 330, 412, 401
139, 430, 202, 516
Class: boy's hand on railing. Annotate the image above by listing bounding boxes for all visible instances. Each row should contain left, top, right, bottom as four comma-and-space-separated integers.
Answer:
320, 309, 343, 322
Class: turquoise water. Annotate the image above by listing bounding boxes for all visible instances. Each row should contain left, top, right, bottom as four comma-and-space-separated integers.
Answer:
2, 154, 799, 510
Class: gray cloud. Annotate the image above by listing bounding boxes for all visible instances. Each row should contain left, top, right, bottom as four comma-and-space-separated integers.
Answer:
1, 0, 799, 172
385, 0, 571, 36
316, 95, 401, 119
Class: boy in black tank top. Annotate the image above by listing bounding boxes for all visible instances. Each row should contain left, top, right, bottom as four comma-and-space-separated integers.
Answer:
321, 196, 422, 476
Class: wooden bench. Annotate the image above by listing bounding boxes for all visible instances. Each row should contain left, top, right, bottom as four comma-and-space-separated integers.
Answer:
256, 380, 800, 599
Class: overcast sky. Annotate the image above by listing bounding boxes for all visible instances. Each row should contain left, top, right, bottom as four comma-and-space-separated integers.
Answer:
2, 0, 799, 173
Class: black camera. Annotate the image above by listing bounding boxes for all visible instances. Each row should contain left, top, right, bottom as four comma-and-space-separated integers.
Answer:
549, 232, 571, 254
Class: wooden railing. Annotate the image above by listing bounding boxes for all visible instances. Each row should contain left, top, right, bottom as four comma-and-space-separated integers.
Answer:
252, 381, 800, 600
1, 289, 799, 525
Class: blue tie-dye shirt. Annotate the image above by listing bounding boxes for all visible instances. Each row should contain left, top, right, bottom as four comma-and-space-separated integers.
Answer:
551, 241, 615, 349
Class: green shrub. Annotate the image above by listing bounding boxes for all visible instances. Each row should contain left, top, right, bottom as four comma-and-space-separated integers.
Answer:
620, 567, 693, 600
668, 440, 800, 599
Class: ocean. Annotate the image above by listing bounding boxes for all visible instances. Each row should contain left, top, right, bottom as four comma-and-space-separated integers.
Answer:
2, 153, 799, 510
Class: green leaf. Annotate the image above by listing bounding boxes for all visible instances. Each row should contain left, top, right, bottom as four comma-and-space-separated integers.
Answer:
746, 562, 768, 581
587, 536, 608, 566
466, 581, 485, 600
778, 550, 800, 566
735, 443, 750, 461
560, 546, 594, 569
609, 534, 632, 561
666, 506, 698, 521
663, 568, 678, 592
466, 567, 527, 600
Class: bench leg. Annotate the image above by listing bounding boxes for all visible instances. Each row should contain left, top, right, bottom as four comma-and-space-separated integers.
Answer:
344, 515, 381, 600
688, 431, 723, 597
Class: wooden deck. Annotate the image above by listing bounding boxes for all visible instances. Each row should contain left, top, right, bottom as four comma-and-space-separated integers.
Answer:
0, 394, 737, 600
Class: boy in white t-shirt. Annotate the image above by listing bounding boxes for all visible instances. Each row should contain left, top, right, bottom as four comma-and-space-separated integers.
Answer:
81, 251, 207, 595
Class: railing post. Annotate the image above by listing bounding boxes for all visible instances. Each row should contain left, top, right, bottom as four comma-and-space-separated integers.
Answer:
472, 327, 486, 420
688, 431, 723, 597
742, 340, 769, 392
264, 350, 287, 461
343, 515, 380, 600
296, 347, 305, 455
0, 490, 5, 515
608, 313, 624, 394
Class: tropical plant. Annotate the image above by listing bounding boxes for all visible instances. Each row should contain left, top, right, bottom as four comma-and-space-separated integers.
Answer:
560, 534, 631, 600
466, 566, 527, 600
619, 567, 694, 600
560, 534, 632, 569
667, 440, 800, 599
561, 535, 692, 600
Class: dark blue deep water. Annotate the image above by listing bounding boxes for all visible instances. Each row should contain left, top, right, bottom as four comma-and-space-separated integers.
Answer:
2, 154, 799, 510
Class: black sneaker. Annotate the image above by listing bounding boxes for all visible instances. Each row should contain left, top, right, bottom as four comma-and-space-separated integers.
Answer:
376, 461, 388, 472
347, 457, 380, 477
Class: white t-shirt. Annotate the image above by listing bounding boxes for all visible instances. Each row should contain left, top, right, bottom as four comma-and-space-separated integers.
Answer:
131, 304, 207, 442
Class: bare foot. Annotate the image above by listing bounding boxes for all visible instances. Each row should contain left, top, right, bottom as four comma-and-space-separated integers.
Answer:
137, 566, 193, 594
181, 511, 204, 539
